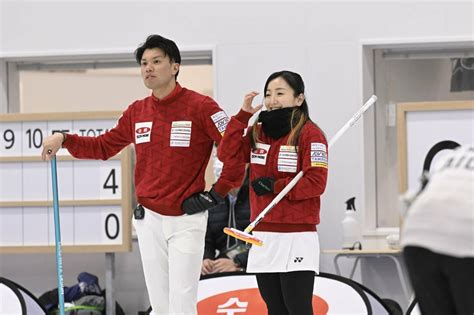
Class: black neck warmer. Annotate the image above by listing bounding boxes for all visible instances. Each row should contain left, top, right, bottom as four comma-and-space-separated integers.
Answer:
258, 108, 294, 140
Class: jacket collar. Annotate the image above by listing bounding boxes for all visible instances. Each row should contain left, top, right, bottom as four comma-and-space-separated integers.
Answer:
151, 82, 183, 105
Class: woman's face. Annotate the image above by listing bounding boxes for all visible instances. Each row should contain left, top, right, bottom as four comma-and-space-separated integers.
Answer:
264, 77, 303, 111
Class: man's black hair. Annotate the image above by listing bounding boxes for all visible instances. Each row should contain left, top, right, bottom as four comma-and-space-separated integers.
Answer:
134, 35, 181, 79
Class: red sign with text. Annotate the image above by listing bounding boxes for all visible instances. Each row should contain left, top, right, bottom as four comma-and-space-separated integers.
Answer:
198, 288, 329, 314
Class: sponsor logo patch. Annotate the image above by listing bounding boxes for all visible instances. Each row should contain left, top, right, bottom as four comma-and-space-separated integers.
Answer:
170, 121, 192, 147
250, 143, 270, 165
278, 145, 298, 173
135, 122, 153, 144
211, 111, 229, 136
310, 142, 327, 168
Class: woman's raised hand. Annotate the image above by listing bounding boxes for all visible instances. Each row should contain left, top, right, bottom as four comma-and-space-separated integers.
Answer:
242, 91, 263, 115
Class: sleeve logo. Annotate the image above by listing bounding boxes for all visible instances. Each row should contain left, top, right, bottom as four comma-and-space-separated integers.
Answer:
211, 111, 230, 136
310, 142, 327, 168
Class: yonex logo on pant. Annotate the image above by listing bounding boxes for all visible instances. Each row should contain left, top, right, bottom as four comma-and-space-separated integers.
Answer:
294, 257, 304, 263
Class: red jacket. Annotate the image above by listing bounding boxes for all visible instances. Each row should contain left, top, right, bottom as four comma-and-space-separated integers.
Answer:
64, 84, 243, 216
218, 110, 328, 232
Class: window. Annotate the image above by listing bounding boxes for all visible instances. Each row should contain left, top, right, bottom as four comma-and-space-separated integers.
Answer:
18, 64, 213, 113
363, 42, 474, 232
5, 49, 213, 113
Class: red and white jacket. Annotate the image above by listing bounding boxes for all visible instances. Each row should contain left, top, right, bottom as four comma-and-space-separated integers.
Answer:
218, 110, 328, 233
64, 84, 243, 216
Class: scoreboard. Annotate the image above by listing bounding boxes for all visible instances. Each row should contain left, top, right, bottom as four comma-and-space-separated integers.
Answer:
0, 112, 132, 253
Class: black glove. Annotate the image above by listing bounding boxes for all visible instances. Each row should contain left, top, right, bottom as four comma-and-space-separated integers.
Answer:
251, 177, 275, 196
182, 187, 225, 215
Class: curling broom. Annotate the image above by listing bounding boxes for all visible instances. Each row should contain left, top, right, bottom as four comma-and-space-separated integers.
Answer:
50, 154, 65, 315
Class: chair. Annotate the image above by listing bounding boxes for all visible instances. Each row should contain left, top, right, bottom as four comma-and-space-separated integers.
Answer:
0, 277, 47, 315
406, 298, 421, 315
344, 276, 402, 315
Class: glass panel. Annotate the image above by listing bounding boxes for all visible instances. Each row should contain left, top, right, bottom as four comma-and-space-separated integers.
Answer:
19, 64, 213, 113
374, 51, 474, 228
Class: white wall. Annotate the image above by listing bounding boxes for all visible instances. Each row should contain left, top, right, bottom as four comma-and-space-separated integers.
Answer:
1, 1, 473, 313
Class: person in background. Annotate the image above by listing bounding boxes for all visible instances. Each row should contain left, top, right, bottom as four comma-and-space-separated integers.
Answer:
401, 145, 474, 315
41, 34, 243, 315
217, 70, 328, 315
202, 163, 251, 275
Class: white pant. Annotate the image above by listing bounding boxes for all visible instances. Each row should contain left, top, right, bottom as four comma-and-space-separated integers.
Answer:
133, 208, 207, 315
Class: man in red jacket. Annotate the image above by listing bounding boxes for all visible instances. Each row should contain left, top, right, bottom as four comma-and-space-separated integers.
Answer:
42, 34, 243, 314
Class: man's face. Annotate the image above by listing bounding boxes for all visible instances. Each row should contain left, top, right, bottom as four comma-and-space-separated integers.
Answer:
140, 48, 179, 90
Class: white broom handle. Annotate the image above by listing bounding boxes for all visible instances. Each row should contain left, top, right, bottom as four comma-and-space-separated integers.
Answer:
245, 95, 377, 233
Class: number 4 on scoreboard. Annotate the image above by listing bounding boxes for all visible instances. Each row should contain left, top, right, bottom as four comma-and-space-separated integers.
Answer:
103, 169, 118, 194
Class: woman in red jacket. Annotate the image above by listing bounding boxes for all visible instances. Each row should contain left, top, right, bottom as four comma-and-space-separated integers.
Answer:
218, 70, 328, 315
